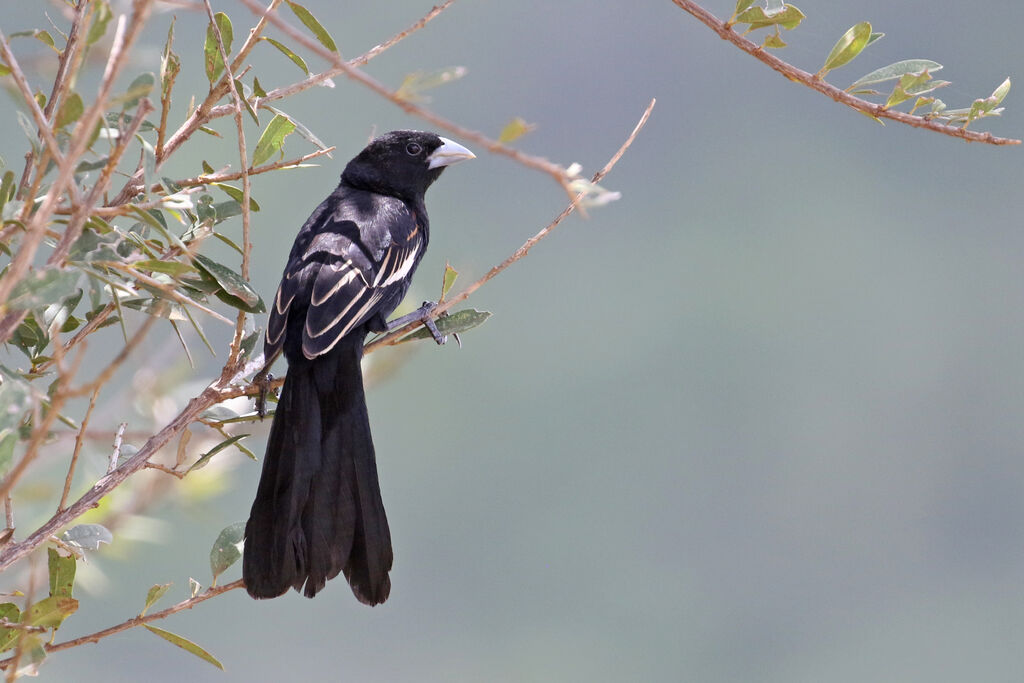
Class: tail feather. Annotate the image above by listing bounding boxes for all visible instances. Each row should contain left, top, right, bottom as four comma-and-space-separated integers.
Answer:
243, 339, 392, 603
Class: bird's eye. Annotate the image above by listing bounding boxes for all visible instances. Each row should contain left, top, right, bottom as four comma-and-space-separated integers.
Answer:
405, 142, 423, 156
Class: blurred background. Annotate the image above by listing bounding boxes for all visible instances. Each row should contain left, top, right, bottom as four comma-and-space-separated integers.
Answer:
3, 0, 1024, 680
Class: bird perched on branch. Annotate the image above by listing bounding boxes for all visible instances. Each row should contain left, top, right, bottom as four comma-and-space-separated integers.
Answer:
243, 130, 474, 604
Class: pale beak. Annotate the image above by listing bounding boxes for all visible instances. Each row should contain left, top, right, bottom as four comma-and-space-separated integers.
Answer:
427, 137, 475, 169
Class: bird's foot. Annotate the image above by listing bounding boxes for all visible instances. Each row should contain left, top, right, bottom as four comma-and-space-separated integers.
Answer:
252, 369, 274, 419
388, 301, 449, 345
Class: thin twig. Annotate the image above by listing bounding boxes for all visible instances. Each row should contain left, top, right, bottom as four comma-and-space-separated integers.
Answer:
204, 0, 254, 368
0, 580, 245, 667
108, 423, 127, 474
236, 0, 576, 199
670, 0, 1020, 146
59, 383, 100, 511
366, 97, 657, 351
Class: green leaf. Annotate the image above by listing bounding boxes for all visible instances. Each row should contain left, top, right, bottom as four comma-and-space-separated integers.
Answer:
819, 22, 872, 76
733, 0, 756, 17
240, 328, 261, 360
762, 32, 787, 49
498, 117, 536, 143
285, 1, 338, 53
866, 32, 885, 47
251, 114, 296, 167
86, 1, 113, 45
992, 77, 1012, 105
141, 583, 171, 616
262, 37, 309, 74
188, 434, 249, 473
204, 12, 234, 84
209, 521, 246, 582
263, 105, 329, 152
398, 308, 492, 343
161, 19, 181, 100
213, 183, 260, 211
884, 70, 936, 109
47, 548, 76, 599
5, 268, 81, 312
12, 30, 58, 53
0, 62, 11, 77
395, 66, 467, 103
133, 259, 196, 276
62, 524, 112, 551
26, 596, 78, 629
0, 431, 18, 476
735, 5, 805, 31
848, 59, 943, 91
120, 72, 155, 109
192, 253, 265, 313
144, 625, 224, 671
441, 263, 458, 301
253, 76, 267, 98
0, 603, 21, 652
56, 93, 84, 129
234, 79, 259, 125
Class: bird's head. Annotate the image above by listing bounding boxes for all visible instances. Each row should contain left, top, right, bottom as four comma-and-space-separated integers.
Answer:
341, 130, 475, 202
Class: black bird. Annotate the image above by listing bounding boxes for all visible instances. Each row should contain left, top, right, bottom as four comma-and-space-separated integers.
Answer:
243, 130, 474, 603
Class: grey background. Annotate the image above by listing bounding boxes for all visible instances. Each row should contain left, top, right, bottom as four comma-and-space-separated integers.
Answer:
2, 0, 1024, 680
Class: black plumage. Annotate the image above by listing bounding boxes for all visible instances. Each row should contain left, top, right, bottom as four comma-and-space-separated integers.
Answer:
243, 130, 474, 603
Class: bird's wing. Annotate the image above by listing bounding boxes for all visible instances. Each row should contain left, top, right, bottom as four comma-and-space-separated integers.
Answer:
265, 197, 423, 361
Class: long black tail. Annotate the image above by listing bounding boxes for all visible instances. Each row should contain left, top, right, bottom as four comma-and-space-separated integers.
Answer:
243, 338, 393, 603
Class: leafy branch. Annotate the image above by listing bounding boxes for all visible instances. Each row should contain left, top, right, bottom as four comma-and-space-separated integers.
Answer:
672, 0, 1020, 145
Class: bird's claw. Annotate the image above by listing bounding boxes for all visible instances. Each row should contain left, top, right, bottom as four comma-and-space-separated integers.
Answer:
253, 370, 274, 419
388, 300, 450, 346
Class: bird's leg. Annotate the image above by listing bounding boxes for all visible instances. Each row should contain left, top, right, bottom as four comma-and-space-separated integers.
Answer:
251, 349, 281, 419
387, 301, 447, 345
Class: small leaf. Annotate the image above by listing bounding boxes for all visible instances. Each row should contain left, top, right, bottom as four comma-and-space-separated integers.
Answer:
213, 183, 260, 211
848, 59, 943, 91
192, 254, 266, 313
204, 12, 234, 84
253, 77, 267, 98
820, 22, 872, 76
735, 5, 805, 31
250, 114, 296, 167
144, 625, 224, 670
398, 308, 492, 343
133, 259, 196, 276
62, 524, 112, 551
26, 596, 78, 629
441, 263, 458, 301
161, 17, 181, 100
47, 548, 75, 599
189, 578, 201, 598
0, 603, 21, 652
5, 268, 82, 312
285, 1, 338, 53
209, 521, 246, 582
120, 72, 155, 109
395, 66, 467, 103
498, 117, 536, 143
239, 328, 261, 360
733, 0, 756, 17
86, 1, 113, 45
188, 434, 250, 473
233, 79, 259, 125
56, 93, 84, 129
262, 37, 309, 74
141, 583, 171, 616
762, 32, 787, 49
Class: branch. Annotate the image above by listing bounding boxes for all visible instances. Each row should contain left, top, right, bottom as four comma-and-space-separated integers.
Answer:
670, 0, 1020, 146
0, 580, 245, 667
366, 97, 657, 351
236, 0, 576, 197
